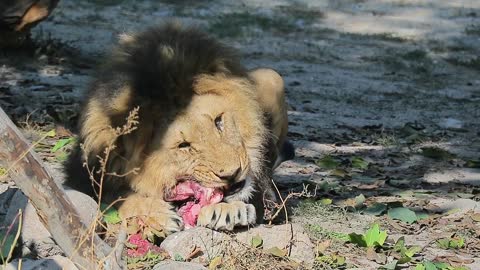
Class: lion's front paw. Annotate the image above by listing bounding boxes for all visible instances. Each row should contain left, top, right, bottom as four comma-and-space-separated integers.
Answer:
119, 194, 184, 237
197, 201, 256, 231
140, 212, 183, 237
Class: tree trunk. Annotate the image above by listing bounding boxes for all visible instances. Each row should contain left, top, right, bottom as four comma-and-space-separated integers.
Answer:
0, 107, 114, 269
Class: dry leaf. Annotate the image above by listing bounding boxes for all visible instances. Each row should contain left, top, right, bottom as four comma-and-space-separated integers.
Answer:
316, 240, 331, 254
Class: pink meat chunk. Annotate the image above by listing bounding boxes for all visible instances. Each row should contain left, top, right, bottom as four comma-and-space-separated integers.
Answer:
165, 181, 223, 228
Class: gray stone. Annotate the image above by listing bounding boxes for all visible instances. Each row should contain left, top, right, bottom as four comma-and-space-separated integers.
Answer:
160, 224, 315, 265
235, 224, 315, 264
0, 187, 16, 215
437, 198, 480, 212
423, 168, 480, 187
153, 261, 207, 270
160, 227, 229, 264
3, 189, 98, 257
4, 255, 78, 270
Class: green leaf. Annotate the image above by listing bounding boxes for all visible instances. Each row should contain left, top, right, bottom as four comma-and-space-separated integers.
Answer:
251, 235, 263, 248
404, 246, 421, 258
379, 260, 398, 270
364, 203, 387, 216
433, 262, 450, 269
349, 224, 387, 248
100, 203, 122, 224
394, 236, 406, 251
388, 207, 418, 224
437, 237, 464, 249
436, 239, 450, 249
265, 247, 287, 257
174, 253, 185, 261
394, 237, 420, 264
315, 254, 346, 267
415, 264, 426, 270
351, 156, 369, 170
450, 237, 464, 249
209, 256, 222, 270
45, 129, 56, 137
365, 223, 387, 247
364, 224, 380, 247
0, 232, 17, 259
415, 211, 429, 220
334, 255, 346, 266
465, 160, 480, 168
51, 137, 75, 152
331, 168, 348, 178
423, 261, 438, 270
348, 233, 366, 247
316, 156, 340, 170
319, 198, 332, 205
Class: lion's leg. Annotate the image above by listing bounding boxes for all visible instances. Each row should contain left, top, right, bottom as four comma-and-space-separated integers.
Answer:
118, 193, 183, 237
197, 201, 256, 231
249, 68, 294, 168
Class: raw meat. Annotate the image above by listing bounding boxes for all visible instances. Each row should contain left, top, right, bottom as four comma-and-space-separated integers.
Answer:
165, 181, 223, 228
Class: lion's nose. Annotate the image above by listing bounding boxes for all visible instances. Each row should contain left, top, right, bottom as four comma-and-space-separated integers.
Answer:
217, 168, 241, 183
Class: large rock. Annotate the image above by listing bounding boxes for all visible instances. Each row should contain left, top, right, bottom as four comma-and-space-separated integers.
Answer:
3, 189, 98, 257
235, 224, 315, 264
4, 255, 77, 270
160, 227, 229, 264
160, 224, 315, 265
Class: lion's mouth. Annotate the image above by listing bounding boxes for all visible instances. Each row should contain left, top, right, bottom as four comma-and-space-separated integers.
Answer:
164, 178, 248, 228
165, 180, 223, 228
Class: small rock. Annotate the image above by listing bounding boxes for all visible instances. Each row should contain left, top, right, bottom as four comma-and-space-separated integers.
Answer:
235, 224, 315, 264
4, 255, 78, 270
423, 168, 480, 186
38, 54, 49, 63
153, 261, 207, 270
437, 198, 480, 212
439, 118, 463, 130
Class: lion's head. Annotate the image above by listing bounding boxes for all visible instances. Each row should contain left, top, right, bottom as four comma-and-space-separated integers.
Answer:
130, 73, 268, 202
65, 23, 278, 205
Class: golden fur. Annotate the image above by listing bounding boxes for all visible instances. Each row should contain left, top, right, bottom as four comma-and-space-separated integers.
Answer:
65, 23, 292, 235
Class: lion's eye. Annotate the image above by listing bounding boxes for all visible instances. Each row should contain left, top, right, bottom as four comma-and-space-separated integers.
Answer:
214, 114, 224, 131
178, 142, 191, 148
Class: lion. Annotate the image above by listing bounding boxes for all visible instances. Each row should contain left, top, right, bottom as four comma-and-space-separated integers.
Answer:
65, 22, 294, 236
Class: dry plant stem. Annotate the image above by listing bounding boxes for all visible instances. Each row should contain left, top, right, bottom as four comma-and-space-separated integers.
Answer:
268, 178, 288, 225
81, 108, 139, 269
268, 184, 315, 224
100, 221, 127, 270
0, 107, 113, 269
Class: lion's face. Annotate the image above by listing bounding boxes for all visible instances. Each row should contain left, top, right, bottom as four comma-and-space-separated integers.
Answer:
132, 74, 267, 202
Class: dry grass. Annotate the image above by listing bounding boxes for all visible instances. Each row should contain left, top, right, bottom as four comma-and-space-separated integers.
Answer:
71, 108, 141, 269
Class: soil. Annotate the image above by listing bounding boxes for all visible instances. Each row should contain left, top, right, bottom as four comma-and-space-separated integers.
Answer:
1, 0, 479, 269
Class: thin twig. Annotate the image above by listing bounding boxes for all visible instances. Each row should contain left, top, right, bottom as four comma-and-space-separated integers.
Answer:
269, 178, 288, 225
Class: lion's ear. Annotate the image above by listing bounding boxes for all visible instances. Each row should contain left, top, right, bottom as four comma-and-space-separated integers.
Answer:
248, 68, 284, 95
